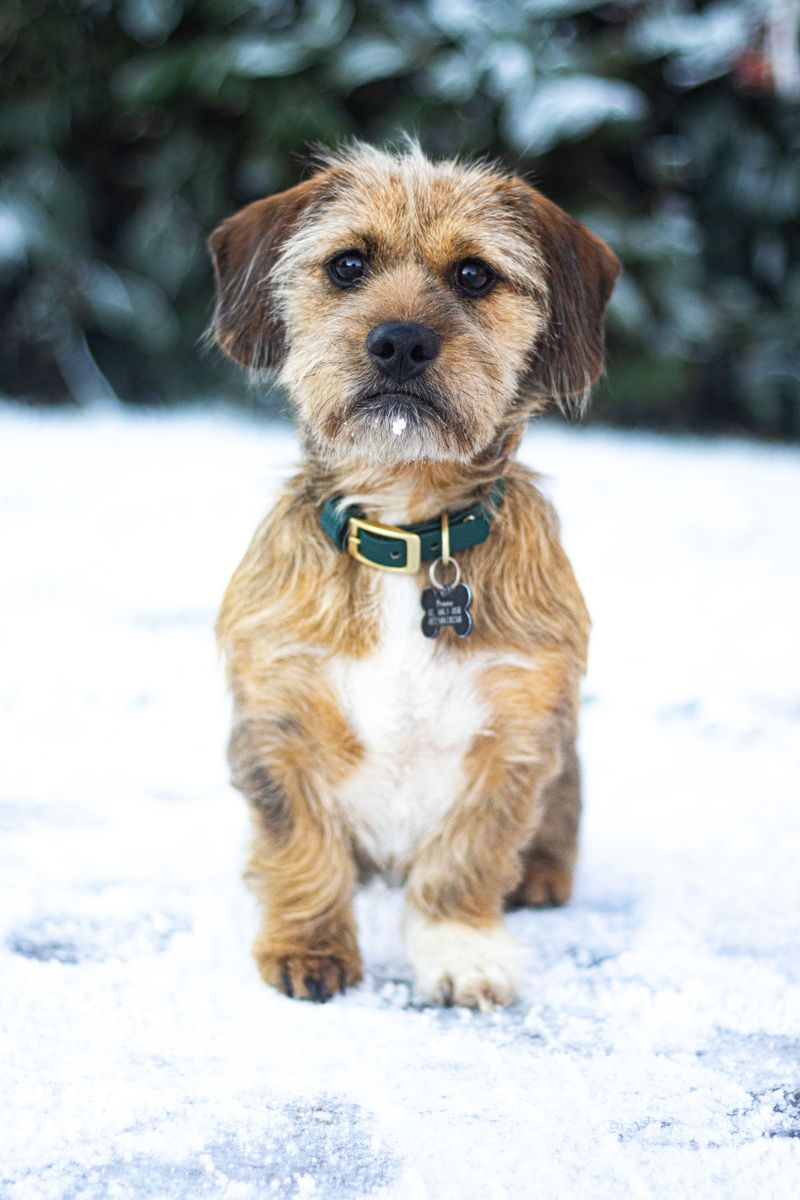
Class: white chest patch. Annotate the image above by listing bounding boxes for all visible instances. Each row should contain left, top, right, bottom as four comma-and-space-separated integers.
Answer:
329, 574, 490, 877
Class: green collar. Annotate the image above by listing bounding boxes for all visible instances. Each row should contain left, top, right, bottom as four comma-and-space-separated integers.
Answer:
320, 480, 505, 574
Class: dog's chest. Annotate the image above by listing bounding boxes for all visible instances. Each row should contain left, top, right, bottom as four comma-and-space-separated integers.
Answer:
329, 574, 488, 875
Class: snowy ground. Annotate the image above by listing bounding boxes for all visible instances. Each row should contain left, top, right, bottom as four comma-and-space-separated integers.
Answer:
1, 407, 798, 1200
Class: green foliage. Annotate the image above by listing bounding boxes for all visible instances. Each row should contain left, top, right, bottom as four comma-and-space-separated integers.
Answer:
1, 0, 798, 434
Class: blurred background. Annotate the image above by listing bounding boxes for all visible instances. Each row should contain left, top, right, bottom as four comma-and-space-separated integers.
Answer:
1, 0, 799, 435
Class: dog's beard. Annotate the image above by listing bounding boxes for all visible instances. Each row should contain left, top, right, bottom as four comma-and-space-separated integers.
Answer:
317, 384, 472, 465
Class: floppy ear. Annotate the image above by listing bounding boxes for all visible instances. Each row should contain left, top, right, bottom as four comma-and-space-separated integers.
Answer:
208, 176, 327, 369
507, 181, 620, 413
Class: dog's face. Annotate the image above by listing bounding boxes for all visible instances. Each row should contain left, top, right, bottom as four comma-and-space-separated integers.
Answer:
209, 144, 619, 464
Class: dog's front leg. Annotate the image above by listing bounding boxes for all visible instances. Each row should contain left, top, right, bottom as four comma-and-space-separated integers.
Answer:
404, 767, 537, 1010
404, 660, 576, 1008
231, 720, 363, 1002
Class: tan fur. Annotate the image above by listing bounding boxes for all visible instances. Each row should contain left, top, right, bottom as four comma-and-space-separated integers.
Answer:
210, 142, 618, 1006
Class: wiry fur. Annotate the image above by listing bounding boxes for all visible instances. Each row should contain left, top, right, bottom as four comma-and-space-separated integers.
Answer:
209, 142, 619, 1007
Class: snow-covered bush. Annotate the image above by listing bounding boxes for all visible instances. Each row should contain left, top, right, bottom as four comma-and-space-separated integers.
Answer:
1, 0, 797, 434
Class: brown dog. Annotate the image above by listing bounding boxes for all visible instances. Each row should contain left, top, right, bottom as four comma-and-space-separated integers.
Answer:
209, 142, 619, 1007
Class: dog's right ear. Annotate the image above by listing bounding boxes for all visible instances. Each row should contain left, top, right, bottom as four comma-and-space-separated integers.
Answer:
208, 176, 326, 370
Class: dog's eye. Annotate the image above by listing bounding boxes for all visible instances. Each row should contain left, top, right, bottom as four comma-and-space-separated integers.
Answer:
453, 259, 496, 297
328, 251, 367, 287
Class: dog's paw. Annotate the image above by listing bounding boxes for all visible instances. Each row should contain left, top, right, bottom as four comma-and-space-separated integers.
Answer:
509, 853, 574, 909
405, 913, 521, 1009
255, 950, 363, 1002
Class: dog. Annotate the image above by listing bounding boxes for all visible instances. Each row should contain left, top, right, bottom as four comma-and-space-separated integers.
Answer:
209, 142, 619, 1007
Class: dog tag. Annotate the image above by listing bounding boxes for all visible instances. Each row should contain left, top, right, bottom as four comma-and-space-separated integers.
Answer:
421, 557, 473, 638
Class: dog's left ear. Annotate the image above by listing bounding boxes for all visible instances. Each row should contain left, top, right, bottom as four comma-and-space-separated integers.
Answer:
208, 175, 327, 370
506, 181, 621, 413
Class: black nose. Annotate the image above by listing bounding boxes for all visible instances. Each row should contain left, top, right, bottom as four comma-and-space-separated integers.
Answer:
366, 322, 440, 384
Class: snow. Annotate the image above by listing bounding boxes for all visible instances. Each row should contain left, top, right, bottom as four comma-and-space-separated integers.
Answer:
1, 406, 799, 1199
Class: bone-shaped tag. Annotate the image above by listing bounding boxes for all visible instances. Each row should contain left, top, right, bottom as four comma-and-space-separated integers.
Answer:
420, 582, 473, 638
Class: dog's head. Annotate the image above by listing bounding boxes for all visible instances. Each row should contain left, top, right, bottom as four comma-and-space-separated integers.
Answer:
209, 143, 619, 464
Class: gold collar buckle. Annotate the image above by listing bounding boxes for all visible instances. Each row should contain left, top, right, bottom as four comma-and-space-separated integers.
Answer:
346, 517, 422, 574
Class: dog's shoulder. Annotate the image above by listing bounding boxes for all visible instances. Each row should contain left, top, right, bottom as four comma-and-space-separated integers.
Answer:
466, 462, 590, 658
216, 473, 379, 661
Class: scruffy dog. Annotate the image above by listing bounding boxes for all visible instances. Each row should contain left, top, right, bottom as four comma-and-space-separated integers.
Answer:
209, 143, 619, 1007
